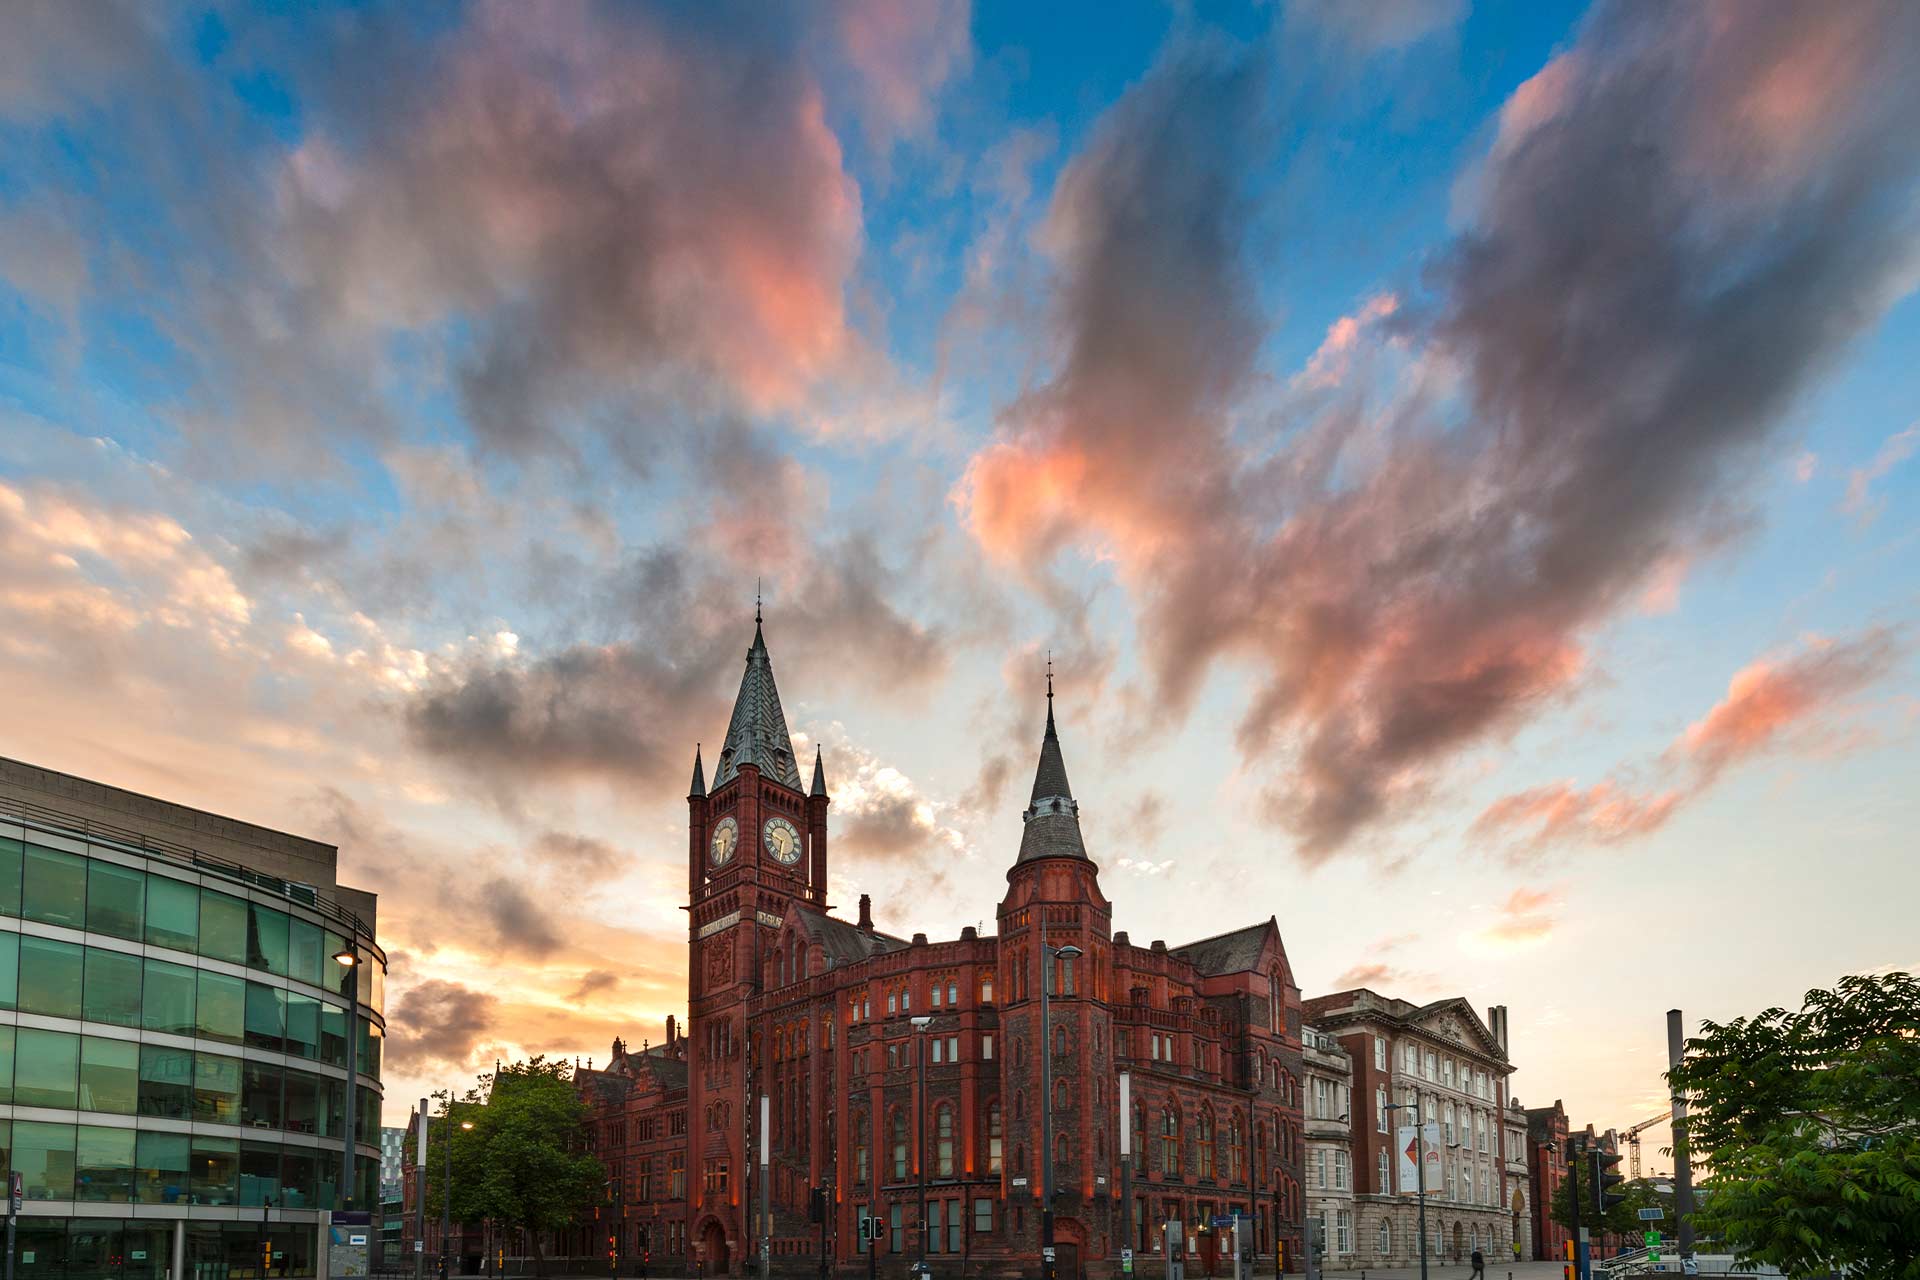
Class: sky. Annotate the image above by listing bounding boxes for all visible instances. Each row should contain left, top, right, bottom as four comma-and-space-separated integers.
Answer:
2, 0, 1917, 1157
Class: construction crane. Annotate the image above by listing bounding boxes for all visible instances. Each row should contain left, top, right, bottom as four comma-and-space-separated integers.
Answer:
1620, 1113, 1668, 1179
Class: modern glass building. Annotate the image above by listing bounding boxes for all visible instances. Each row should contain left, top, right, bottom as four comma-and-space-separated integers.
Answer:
0, 758, 385, 1280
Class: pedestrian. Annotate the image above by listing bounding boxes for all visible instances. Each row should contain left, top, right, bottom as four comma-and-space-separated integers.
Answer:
1471, 1247, 1485, 1280
1513, 1241, 1523, 1265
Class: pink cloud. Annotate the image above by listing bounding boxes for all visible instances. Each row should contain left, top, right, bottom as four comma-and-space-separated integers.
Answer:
1477, 886, 1560, 945
1473, 781, 1682, 857
1678, 627, 1903, 778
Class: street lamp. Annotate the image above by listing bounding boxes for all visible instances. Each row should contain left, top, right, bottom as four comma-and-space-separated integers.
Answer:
1386, 1102, 1429, 1280
910, 1015, 934, 1277
334, 946, 360, 1218
1039, 926, 1083, 1280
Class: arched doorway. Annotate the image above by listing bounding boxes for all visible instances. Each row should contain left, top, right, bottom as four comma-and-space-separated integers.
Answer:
1450, 1222, 1465, 1260
1054, 1217, 1087, 1280
1512, 1188, 1529, 1262
699, 1220, 730, 1276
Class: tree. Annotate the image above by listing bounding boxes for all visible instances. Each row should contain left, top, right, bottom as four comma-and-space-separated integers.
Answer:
1550, 1169, 1669, 1254
428, 1056, 607, 1277
1666, 971, 1920, 1280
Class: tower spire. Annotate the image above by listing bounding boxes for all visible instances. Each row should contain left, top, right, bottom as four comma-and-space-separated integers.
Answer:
689, 743, 706, 798
755, 578, 762, 624
712, 616, 803, 791
1016, 658, 1086, 864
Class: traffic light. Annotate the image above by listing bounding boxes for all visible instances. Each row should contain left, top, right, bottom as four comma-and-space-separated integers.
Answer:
809, 1187, 827, 1224
1593, 1148, 1627, 1216
858, 1216, 872, 1248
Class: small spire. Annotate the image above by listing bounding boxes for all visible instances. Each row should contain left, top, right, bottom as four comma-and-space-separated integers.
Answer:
756, 578, 763, 624
810, 745, 828, 798
689, 744, 706, 798
1045, 652, 1056, 737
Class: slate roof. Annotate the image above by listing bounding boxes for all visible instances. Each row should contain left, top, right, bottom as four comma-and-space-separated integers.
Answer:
689, 746, 706, 798
791, 902, 906, 969
1171, 919, 1276, 975
711, 621, 804, 791
810, 747, 827, 798
1016, 696, 1089, 863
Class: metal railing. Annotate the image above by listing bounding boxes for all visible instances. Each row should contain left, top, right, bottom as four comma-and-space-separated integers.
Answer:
0, 795, 384, 956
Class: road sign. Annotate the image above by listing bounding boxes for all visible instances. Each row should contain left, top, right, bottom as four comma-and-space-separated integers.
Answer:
1043, 1247, 1057, 1262
1212, 1217, 1236, 1229
1639, 1208, 1665, 1221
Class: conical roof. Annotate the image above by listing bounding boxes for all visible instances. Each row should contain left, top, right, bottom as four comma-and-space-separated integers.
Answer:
811, 746, 828, 798
689, 745, 707, 798
711, 621, 804, 791
1016, 682, 1088, 863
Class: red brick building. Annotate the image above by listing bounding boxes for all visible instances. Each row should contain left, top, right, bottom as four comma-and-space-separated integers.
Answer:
1525, 1101, 1571, 1262
575, 620, 1313, 1278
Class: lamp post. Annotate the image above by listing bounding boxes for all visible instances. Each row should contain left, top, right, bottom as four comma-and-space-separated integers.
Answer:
1386, 1102, 1429, 1280
910, 1015, 934, 1276
334, 945, 361, 1220
1039, 923, 1083, 1280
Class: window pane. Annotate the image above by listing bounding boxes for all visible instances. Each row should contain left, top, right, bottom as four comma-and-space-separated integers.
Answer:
248, 903, 289, 976
191, 1135, 239, 1206
285, 992, 321, 1059
141, 958, 198, 1036
196, 969, 245, 1043
138, 1045, 194, 1120
15, 1028, 78, 1107
245, 982, 286, 1052
144, 875, 199, 951
289, 917, 324, 987
18, 935, 83, 1017
324, 1074, 347, 1141
193, 1052, 242, 1124
283, 1068, 324, 1136
81, 947, 143, 1026
0, 930, 16, 1009
358, 1017, 381, 1077
240, 1141, 282, 1209
0, 835, 22, 915
199, 889, 248, 963
0, 1026, 11, 1104
14, 1120, 76, 1199
279, 1148, 318, 1210
85, 861, 145, 940
324, 932, 354, 998
320, 1002, 349, 1067
78, 1036, 139, 1114
242, 1060, 283, 1129
74, 1124, 136, 1202
22, 844, 86, 927
135, 1130, 190, 1205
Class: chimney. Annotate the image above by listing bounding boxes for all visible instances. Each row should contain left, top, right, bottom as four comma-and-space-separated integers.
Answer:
857, 893, 873, 930
1489, 1005, 1509, 1052
666, 1014, 677, 1048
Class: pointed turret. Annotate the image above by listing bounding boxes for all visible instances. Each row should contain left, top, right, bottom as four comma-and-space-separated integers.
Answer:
689, 745, 706, 798
1016, 671, 1088, 863
711, 619, 804, 790
810, 746, 828, 798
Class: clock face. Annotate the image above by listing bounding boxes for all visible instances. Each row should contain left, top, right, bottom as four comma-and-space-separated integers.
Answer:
763, 816, 802, 865
709, 817, 738, 868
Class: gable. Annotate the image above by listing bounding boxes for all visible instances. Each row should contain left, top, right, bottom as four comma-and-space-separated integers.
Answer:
1410, 998, 1506, 1061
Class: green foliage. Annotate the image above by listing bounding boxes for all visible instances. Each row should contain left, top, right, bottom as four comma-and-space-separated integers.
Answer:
425, 1056, 607, 1273
1549, 1158, 1664, 1240
1666, 971, 1920, 1280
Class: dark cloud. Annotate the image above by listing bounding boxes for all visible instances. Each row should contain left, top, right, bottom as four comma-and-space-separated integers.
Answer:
472, 877, 563, 959
385, 979, 500, 1072
961, 2, 1920, 861
533, 831, 625, 876
566, 969, 621, 1002
404, 538, 944, 808
837, 792, 937, 862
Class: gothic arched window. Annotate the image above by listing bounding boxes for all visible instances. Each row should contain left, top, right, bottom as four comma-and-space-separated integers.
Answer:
1161, 1106, 1181, 1175
935, 1104, 956, 1178
890, 1110, 909, 1180
853, 1111, 870, 1184
1132, 1102, 1147, 1175
1054, 1024, 1068, 1057
1055, 1079, 1069, 1111
987, 1100, 1003, 1174
1228, 1111, 1244, 1181
1197, 1104, 1216, 1180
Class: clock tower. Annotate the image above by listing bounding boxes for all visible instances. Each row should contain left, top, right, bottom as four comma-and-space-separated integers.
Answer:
685, 615, 827, 1271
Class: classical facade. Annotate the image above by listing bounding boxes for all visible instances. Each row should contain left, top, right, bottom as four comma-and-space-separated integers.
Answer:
1301, 993, 1525, 1269
574, 620, 1315, 1278
1299, 1028, 1354, 1266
